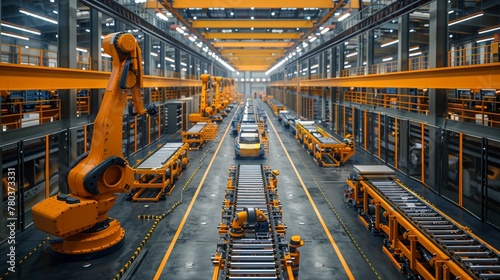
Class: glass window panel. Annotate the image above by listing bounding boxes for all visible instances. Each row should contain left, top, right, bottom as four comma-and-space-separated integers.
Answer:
149, 113, 159, 144
423, 125, 431, 186
486, 139, 500, 229
22, 137, 48, 226
409, 121, 423, 179
462, 134, 483, 219
379, 115, 387, 162
136, 114, 146, 152
358, 109, 365, 148
386, 116, 396, 167
372, 113, 380, 158
443, 130, 460, 203
345, 106, 353, 138
69, 127, 86, 161
338, 105, 344, 136
398, 119, 408, 175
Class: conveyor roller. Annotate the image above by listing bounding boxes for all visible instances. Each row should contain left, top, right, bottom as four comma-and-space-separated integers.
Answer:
212, 164, 297, 280
348, 165, 500, 280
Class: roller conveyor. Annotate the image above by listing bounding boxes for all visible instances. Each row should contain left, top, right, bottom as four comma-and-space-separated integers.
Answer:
129, 142, 189, 201
182, 121, 218, 150
295, 121, 355, 167
373, 179, 500, 277
212, 165, 300, 280
346, 165, 500, 280
136, 142, 184, 169
187, 122, 207, 133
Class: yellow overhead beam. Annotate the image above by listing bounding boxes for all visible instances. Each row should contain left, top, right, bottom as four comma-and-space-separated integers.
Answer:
212, 42, 293, 48
292, 63, 500, 89
234, 65, 270, 71
203, 32, 302, 40
192, 20, 315, 29
223, 55, 279, 61
231, 61, 275, 65
0, 64, 200, 91
220, 49, 286, 56
173, 0, 334, 8
224, 55, 279, 60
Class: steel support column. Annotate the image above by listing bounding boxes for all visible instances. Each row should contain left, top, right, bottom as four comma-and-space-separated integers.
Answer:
398, 14, 410, 112
160, 41, 166, 101
90, 8, 103, 119
176, 48, 182, 99
398, 14, 410, 72
338, 43, 345, 105
58, 0, 78, 126
357, 34, 364, 69
428, 0, 449, 191
296, 60, 301, 117
366, 30, 375, 69
330, 46, 338, 123
320, 51, 327, 120
428, 0, 448, 124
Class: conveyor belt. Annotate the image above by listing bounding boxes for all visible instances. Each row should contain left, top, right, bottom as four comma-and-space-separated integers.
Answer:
136, 142, 184, 169
214, 165, 289, 280
186, 122, 207, 133
358, 166, 500, 279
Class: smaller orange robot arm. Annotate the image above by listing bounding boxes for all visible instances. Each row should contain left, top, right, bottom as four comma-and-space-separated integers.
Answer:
229, 207, 268, 238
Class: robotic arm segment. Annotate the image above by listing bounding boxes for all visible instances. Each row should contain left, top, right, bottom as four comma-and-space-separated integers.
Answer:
229, 208, 268, 237
32, 33, 154, 257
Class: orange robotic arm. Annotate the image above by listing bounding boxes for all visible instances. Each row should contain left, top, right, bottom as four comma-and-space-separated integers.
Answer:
32, 32, 157, 258
229, 207, 268, 238
66, 32, 154, 198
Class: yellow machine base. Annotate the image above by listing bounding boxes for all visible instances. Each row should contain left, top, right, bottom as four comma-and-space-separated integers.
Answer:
50, 219, 125, 261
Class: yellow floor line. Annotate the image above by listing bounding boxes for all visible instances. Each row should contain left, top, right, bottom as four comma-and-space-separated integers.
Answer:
153, 120, 232, 280
268, 114, 356, 280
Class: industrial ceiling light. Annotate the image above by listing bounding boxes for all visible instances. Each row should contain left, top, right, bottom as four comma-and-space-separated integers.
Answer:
1, 31, 30, 40
381, 39, 399, 47
476, 37, 494, 43
338, 9, 352, 22
409, 51, 422, 57
346, 52, 358, 58
382, 57, 393, 62
155, 9, 169, 21
448, 11, 483, 26
1, 21, 41, 35
175, 27, 185, 34
478, 25, 500, 34
19, 8, 57, 24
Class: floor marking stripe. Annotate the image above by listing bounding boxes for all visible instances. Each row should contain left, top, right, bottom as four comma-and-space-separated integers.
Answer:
268, 113, 355, 280
153, 119, 232, 280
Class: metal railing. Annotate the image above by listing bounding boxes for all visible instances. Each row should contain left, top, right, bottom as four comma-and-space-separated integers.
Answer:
344, 91, 500, 127
1, 99, 61, 130
448, 44, 495, 67
0, 43, 91, 70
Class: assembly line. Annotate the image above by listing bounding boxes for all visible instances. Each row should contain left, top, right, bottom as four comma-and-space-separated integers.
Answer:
2, 34, 500, 280
3, 92, 500, 279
